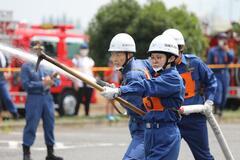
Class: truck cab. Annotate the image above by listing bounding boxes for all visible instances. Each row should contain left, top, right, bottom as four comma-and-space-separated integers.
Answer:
7, 23, 95, 116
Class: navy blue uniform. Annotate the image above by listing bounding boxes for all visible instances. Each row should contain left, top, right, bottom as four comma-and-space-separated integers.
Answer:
0, 51, 18, 115
121, 67, 185, 160
207, 46, 234, 110
21, 63, 59, 146
120, 58, 152, 160
177, 54, 217, 160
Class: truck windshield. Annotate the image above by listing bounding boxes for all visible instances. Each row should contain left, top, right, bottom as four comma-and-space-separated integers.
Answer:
31, 36, 59, 57
42, 41, 58, 57
65, 38, 84, 59
66, 43, 81, 59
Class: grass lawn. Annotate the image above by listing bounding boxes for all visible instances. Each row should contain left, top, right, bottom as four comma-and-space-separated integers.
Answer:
220, 109, 240, 122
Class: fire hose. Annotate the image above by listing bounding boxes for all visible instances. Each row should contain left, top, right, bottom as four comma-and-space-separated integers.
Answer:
180, 105, 235, 160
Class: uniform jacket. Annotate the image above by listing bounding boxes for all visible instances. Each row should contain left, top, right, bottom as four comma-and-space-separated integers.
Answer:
120, 67, 185, 123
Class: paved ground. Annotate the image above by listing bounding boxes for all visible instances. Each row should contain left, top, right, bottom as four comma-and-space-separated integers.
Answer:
0, 120, 239, 160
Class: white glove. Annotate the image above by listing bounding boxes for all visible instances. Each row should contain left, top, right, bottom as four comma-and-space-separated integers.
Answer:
100, 86, 120, 100
203, 100, 213, 115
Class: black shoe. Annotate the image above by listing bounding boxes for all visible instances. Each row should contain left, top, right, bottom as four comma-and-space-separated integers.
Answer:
46, 155, 63, 160
23, 145, 32, 160
46, 145, 63, 160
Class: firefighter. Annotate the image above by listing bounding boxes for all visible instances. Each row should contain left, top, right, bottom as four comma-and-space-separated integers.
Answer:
207, 33, 234, 116
163, 28, 217, 160
104, 33, 152, 160
0, 50, 19, 119
101, 34, 185, 160
21, 43, 63, 160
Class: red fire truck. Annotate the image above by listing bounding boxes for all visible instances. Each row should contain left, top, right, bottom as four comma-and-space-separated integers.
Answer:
0, 11, 96, 116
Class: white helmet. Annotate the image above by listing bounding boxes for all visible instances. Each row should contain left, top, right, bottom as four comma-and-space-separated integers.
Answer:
162, 28, 185, 46
108, 33, 136, 52
148, 34, 179, 57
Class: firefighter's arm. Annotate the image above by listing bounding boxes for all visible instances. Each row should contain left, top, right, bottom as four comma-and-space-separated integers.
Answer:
43, 72, 60, 88
120, 74, 181, 98
20, 64, 45, 92
197, 59, 217, 101
101, 70, 146, 99
42, 76, 54, 89
119, 70, 148, 97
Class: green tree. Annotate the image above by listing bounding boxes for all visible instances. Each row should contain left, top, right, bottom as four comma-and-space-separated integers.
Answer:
87, 0, 208, 65
128, 0, 208, 58
87, 0, 140, 66
168, 6, 208, 57
127, 0, 173, 58
232, 22, 240, 34
232, 22, 240, 57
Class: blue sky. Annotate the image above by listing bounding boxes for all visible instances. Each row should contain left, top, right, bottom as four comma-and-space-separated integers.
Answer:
1, 0, 240, 31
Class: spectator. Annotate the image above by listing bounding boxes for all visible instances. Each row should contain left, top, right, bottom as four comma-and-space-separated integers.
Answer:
0, 50, 19, 119
72, 43, 95, 116
207, 33, 234, 117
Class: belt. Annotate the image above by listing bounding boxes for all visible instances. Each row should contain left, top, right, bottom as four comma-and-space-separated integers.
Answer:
145, 122, 176, 129
130, 117, 144, 123
28, 92, 50, 95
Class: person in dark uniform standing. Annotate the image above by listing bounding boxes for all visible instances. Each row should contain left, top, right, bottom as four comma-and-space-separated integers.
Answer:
21, 43, 63, 160
207, 33, 234, 116
0, 50, 19, 119
163, 28, 217, 160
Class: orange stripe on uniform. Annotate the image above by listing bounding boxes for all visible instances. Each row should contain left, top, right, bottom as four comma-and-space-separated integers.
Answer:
180, 72, 196, 98
143, 97, 164, 112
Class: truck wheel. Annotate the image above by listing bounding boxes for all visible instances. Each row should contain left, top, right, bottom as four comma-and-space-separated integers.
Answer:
59, 90, 77, 116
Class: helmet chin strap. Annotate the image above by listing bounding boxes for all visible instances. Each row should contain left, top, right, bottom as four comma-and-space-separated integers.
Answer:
162, 54, 177, 69
122, 52, 133, 70
162, 54, 171, 69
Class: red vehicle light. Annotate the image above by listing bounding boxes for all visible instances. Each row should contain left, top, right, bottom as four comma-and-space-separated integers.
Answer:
229, 90, 237, 95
